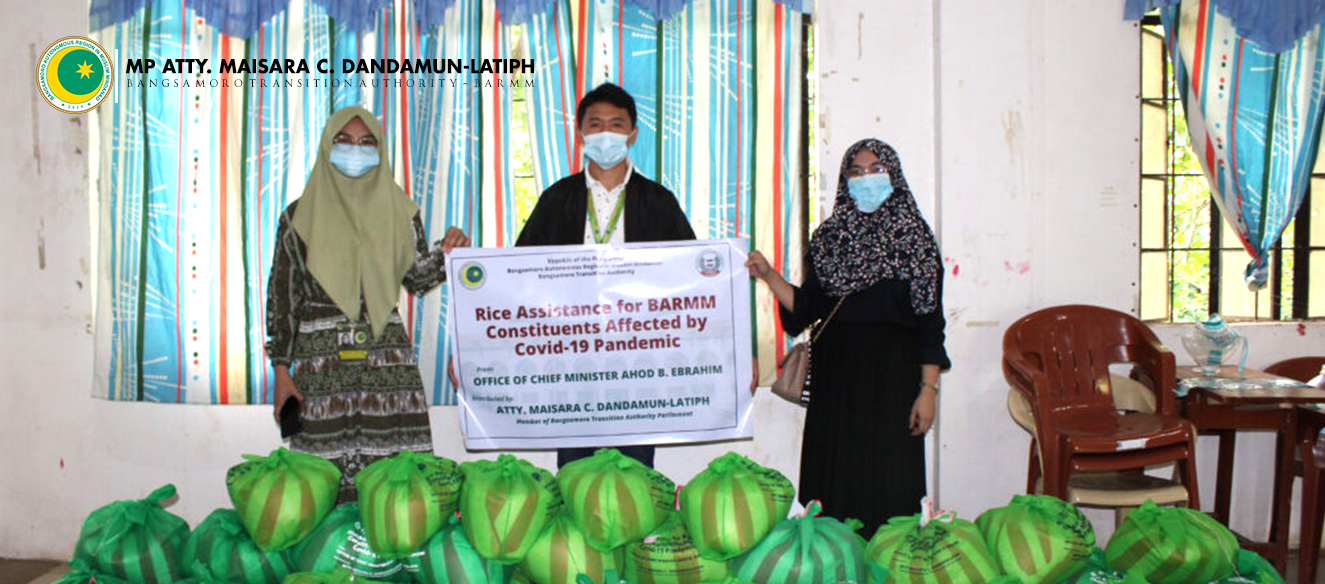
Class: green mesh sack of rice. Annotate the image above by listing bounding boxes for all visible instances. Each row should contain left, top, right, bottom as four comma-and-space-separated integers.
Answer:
459, 455, 564, 564
1208, 549, 1283, 584
707, 576, 877, 584
698, 574, 888, 584
1063, 549, 1147, 584
407, 516, 513, 584
176, 572, 231, 584
867, 503, 1000, 584
728, 501, 873, 584
1104, 501, 1239, 584
518, 513, 623, 584
226, 448, 341, 553
569, 570, 626, 584
623, 514, 729, 584
182, 508, 296, 584
698, 577, 755, 584
177, 577, 229, 584
282, 568, 393, 584
557, 449, 676, 552
72, 484, 191, 584
678, 453, 794, 561
55, 559, 134, 584
288, 503, 416, 583
177, 562, 239, 584
355, 451, 464, 558
975, 495, 1094, 584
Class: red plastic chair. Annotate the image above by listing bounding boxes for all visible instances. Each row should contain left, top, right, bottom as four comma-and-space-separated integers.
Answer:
1266, 357, 1325, 584
1266, 357, 1325, 386
1002, 305, 1200, 508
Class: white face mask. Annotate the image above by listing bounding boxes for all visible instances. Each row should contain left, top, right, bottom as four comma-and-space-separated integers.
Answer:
582, 131, 630, 169
328, 144, 380, 178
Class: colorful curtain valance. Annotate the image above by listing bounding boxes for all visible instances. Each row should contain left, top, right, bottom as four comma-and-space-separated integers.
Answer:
92, 0, 808, 404
91, 0, 812, 37
1125, 0, 1325, 53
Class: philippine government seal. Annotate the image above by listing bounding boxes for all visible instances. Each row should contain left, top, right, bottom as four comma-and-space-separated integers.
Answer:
696, 249, 724, 277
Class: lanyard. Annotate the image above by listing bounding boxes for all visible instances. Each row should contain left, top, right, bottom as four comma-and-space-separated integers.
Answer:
586, 188, 626, 244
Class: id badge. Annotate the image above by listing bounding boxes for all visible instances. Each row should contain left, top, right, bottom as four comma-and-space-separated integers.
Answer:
337, 322, 369, 362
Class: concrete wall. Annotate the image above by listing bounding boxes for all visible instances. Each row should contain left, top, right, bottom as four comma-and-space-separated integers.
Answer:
3, 0, 1323, 558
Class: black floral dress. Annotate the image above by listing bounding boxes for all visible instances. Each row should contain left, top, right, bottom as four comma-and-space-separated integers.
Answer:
779, 261, 949, 537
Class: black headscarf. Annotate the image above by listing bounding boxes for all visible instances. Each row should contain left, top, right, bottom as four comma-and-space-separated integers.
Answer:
808, 139, 941, 314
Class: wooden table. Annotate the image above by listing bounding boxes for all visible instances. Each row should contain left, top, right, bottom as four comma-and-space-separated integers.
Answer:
1177, 365, 1325, 574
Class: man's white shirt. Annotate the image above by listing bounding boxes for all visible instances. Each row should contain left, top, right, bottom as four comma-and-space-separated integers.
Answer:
583, 160, 633, 245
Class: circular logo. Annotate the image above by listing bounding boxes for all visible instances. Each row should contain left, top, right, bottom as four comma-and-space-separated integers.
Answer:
696, 250, 724, 277
36, 36, 114, 113
460, 261, 486, 290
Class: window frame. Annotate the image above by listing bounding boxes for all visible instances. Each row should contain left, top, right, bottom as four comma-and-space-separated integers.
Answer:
1138, 13, 1323, 323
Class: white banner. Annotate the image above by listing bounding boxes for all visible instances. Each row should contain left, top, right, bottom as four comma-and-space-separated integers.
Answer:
445, 239, 754, 450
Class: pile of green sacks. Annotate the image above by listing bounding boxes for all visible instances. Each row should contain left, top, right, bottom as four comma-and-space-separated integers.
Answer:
865, 495, 1280, 584
56, 447, 456, 584
53, 449, 1285, 584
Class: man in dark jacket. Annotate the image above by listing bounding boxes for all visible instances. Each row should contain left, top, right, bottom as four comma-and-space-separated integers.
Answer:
515, 82, 695, 468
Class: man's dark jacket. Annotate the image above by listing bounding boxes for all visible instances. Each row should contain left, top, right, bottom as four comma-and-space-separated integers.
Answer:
514, 169, 696, 468
515, 171, 696, 246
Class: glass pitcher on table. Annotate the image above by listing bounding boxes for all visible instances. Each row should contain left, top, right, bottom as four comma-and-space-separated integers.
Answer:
1179, 314, 1247, 376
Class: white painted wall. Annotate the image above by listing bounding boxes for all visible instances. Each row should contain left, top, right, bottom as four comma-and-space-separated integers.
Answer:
3, 0, 1323, 560
930, 0, 1144, 538
815, 0, 937, 220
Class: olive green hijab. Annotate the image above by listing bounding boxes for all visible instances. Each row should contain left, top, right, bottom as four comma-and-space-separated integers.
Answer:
291, 106, 419, 339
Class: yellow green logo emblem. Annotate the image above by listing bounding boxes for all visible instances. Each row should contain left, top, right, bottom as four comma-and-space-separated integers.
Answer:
36, 36, 113, 113
460, 262, 486, 290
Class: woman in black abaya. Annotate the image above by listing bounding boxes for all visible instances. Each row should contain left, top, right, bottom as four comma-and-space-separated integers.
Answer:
747, 138, 949, 536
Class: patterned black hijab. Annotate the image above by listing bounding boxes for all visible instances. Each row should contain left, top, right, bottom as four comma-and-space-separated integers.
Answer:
808, 139, 941, 314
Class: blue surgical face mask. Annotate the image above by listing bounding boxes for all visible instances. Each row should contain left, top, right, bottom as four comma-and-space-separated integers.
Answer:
582, 131, 630, 169
328, 144, 380, 178
847, 173, 894, 213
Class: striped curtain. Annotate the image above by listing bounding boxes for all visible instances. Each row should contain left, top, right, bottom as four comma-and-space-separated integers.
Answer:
92, 0, 806, 404
516, 0, 806, 384
1162, 0, 1325, 289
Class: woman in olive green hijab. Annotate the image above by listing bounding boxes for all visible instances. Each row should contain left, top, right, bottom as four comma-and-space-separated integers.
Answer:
265, 106, 469, 502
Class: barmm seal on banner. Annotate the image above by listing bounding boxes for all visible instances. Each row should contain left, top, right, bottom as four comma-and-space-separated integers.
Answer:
36, 36, 114, 113
460, 261, 486, 290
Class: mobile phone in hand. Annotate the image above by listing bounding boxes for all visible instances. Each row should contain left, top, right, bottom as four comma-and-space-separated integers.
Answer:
279, 398, 303, 438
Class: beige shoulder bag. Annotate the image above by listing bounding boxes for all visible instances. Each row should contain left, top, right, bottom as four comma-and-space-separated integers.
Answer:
770, 295, 848, 405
